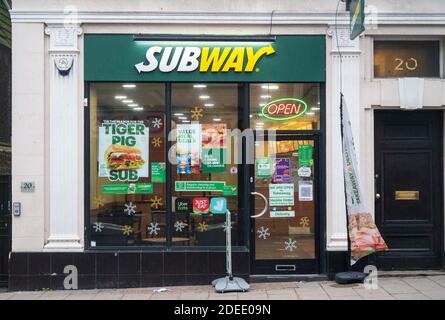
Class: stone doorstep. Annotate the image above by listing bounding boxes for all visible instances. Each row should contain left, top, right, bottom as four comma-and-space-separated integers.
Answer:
378, 270, 445, 278
250, 274, 328, 283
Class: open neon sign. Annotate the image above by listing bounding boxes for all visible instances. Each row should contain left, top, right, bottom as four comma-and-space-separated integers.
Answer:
260, 98, 308, 121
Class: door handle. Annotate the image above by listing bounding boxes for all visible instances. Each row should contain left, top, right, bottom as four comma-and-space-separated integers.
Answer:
375, 193, 381, 200
250, 192, 268, 218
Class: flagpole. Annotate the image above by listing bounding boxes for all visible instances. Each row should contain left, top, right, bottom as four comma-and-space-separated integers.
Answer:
339, 93, 352, 271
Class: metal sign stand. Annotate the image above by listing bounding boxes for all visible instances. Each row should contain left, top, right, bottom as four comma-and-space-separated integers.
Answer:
212, 192, 268, 293
212, 209, 250, 293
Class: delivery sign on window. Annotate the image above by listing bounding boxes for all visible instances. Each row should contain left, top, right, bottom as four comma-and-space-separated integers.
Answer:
98, 120, 149, 181
193, 197, 210, 215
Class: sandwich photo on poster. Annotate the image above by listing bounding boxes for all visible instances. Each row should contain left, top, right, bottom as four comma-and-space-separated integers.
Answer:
98, 120, 149, 181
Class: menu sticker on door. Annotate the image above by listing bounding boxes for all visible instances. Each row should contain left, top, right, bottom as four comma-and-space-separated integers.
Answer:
298, 144, 313, 167
193, 197, 210, 215
273, 158, 292, 183
98, 120, 149, 181
151, 162, 166, 183
256, 158, 272, 178
177, 124, 201, 174
175, 198, 191, 212
269, 183, 294, 206
298, 180, 313, 201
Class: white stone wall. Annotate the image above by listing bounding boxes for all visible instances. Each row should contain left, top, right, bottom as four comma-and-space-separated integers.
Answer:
10, 0, 445, 253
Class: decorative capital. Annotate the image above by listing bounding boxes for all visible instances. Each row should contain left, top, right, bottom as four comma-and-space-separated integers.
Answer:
327, 25, 360, 53
45, 24, 82, 52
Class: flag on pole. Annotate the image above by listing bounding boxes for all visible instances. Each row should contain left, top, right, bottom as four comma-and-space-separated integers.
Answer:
340, 94, 388, 265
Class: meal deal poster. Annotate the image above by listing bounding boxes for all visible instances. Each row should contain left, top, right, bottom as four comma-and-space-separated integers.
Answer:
273, 158, 292, 183
98, 120, 149, 181
202, 124, 227, 173
176, 124, 201, 174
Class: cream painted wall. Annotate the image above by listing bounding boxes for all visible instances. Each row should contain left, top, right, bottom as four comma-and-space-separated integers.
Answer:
11, 0, 445, 13
11, 22, 46, 251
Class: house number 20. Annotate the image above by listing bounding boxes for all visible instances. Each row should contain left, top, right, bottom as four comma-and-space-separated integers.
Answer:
394, 57, 418, 71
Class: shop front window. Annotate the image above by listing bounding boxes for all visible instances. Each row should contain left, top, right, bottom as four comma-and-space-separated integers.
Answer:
250, 83, 320, 131
171, 83, 242, 246
89, 83, 166, 247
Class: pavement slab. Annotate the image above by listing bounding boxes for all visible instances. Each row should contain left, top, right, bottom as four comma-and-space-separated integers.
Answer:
1, 276, 445, 300
401, 277, 444, 292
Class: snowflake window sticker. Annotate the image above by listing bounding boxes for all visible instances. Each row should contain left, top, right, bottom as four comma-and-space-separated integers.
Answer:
284, 238, 297, 252
257, 226, 271, 240
300, 217, 310, 227
152, 118, 163, 129
147, 222, 161, 236
152, 137, 162, 148
174, 221, 188, 232
150, 196, 163, 209
123, 202, 137, 216
191, 107, 204, 120
93, 196, 105, 207
93, 222, 104, 233
122, 225, 133, 236
197, 221, 208, 232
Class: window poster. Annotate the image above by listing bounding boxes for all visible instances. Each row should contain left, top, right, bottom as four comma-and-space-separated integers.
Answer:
151, 162, 166, 183
256, 158, 272, 178
202, 124, 227, 173
176, 123, 201, 174
298, 144, 313, 167
298, 180, 313, 201
98, 120, 149, 181
269, 183, 295, 206
273, 158, 292, 183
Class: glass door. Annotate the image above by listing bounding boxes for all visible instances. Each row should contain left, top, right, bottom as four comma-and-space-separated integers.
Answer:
250, 134, 318, 274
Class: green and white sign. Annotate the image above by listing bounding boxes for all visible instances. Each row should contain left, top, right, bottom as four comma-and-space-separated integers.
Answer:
270, 210, 295, 218
202, 148, 226, 173
298, 145, 313, 167
151, 162, 166, 183
223, 185, 238, 196
102, 183, 153, 194
350, 0, 365, 40
175, 181, 225, 192
256, 158, 272, 178
85, 35, 326, 82
269, 183, 294, 206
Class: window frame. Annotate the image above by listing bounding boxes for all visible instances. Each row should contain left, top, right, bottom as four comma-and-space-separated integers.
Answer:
84, 81, 325, 253
372, 37, 444, 80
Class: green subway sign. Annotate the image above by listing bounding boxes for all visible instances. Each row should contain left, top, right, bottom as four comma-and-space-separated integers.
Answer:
84, 35, 325, 82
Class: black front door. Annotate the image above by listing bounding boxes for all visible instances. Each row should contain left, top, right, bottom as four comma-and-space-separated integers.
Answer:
0, 175, 11, 287
250, 134, 319, 274
374, 110, 443, 269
